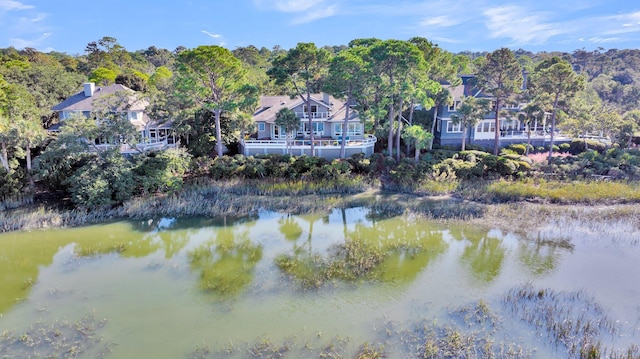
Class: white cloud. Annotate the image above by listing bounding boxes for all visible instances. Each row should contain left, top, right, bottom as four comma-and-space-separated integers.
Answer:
9, 31, 50, 48
483, 5, 564, 45
201, 30, 221, 38
0, 0, 33, 11
274, 0, 323, 12
588, 36, 623, 44
291, 5, 337, 24
254, 0, 323, 13
420, 16, 456, 28
607, 11, 640, 33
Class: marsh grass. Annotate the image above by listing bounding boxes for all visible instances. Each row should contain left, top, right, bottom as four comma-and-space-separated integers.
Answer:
3, 177, 640, 235
276, 232, 435, 289
503, 285, 624, 358
381, 304, 529, 359
0, 314, 112, 358
483, 179, 640, 204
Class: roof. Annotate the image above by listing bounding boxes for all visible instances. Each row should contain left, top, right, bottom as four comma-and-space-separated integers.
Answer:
253, 93, 359, 123
52, 84, 147, 112
444, 75, 491, 101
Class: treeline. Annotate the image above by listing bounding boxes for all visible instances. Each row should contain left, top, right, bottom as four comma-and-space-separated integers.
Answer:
1, 37, 640, 210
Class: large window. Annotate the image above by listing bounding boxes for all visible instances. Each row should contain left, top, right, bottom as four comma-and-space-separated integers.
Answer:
258, 122, 265, 131
333, 122, 363, 136
299, 122, 324, 136
446, 121, 462, 133
476, 121, 496, 133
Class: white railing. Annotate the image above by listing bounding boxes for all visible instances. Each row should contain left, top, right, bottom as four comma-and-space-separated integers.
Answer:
295, 112, 330, 119
244, 135, 376, 148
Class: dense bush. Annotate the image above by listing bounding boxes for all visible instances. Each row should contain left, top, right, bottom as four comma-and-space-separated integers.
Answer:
133, 148, 192, 193
64, 149, 135, 208
568, 139, 608, 155
0, 167, 25, 199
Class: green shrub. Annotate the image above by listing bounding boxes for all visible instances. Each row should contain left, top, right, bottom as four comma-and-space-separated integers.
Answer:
65, 149, 135, 208
210, 156, 242, 179
507, 143, 527, 155
134, 148, 192, 193
558, 143, 570, 153
0, 167, 25, 199
569, 139, 608, 155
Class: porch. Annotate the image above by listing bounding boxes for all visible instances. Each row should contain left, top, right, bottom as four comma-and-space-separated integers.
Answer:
241, 135, 377, 159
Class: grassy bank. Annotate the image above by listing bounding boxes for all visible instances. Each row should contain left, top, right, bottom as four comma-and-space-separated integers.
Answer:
2, 177, 640, 233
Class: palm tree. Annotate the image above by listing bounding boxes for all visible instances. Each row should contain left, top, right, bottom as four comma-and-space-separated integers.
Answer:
451, 96, 490, 151
275, 108, 300, 155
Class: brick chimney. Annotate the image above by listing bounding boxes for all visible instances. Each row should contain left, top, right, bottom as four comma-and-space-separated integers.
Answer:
83, 82, 95, 97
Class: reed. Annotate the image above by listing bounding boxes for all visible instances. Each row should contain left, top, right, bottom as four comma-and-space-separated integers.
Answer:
0, 313, 112, 358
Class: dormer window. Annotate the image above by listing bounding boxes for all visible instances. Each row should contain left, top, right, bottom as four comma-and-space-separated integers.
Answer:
131, 112, 140, 120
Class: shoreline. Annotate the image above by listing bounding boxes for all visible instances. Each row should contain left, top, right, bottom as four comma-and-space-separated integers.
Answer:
2, 181, 640, 233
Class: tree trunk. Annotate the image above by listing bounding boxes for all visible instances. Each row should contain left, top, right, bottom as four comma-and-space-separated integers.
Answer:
526, 128, 532, 156
340, 95, 350, 159
429, 102, 438, 151
406, 101, 415, 156
493, 99, 500, 155
461, 124, 467, 151
395, 95, 403, 162
414, 147, 420, 163
547, 94, 559, 165
26, 140, 35, 191
387, 75, 395, 158
306, 87, 315, 156
0, 141, 10, 172
387, 101, 394, 157
215, 109, 223, 157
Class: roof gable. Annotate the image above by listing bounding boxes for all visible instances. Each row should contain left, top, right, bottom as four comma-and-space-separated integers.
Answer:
52, 84, 146, 112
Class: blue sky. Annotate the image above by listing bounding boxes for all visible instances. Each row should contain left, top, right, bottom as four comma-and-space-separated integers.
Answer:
1, 0, 639, 55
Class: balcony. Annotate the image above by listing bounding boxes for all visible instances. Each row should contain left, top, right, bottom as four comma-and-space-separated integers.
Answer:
242, 135, 377, 159
295, 111, 330, 119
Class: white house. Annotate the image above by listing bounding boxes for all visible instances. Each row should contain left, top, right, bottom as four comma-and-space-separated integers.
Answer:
242, 93, 376, 159
50, 82, 176, 153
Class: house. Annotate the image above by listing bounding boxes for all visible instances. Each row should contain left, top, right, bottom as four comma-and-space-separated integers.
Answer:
50, 82, 176, 153
434, 74, 569, 149
241, 93, 376, 159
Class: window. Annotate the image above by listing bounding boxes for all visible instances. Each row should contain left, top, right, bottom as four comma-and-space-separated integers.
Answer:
447, 121, 462, 133
448, 101, 460, 112
258, 122, 265, 131
334, 122, 363, 136
476, 121, 496, 133
130, 112, 139, 120
300, 122, 324, 134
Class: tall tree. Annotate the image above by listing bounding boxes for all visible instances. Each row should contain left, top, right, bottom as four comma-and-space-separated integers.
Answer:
369, 40, 423, 159
268, 43, 330, 156
176, 45, 255, 157
409, 37, 459, 154
451, 96, 490, 151
475, 48, 523, 155
532, 57, 584, 164
324, 47, 369, 159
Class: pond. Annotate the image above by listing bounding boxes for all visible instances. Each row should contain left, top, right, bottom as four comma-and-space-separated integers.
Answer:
0, 206, 639, 358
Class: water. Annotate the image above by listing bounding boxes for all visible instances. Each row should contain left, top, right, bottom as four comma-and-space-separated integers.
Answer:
0, 207, 639, 358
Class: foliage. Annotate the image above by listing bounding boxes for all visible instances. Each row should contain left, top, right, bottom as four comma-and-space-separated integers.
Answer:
133, 148, 192, 194
475, 48, 523, 155
176, 45, 257, 157
64, 149, 135, 208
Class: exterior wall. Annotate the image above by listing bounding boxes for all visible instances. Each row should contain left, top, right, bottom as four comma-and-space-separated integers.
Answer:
257, 122, 270, 139
242, 145, 374, 160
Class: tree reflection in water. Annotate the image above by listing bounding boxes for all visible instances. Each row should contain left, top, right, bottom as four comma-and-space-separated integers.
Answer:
188, 222, 263, 298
